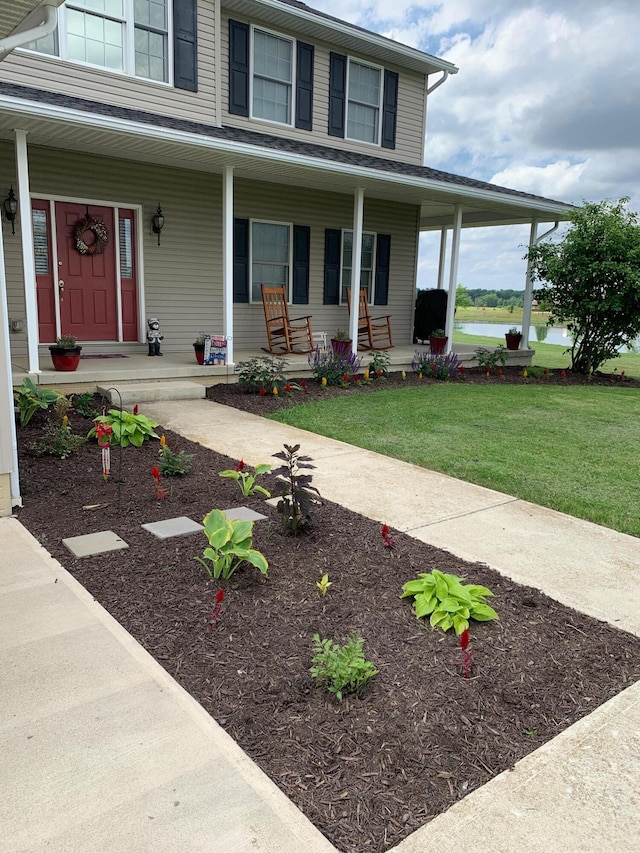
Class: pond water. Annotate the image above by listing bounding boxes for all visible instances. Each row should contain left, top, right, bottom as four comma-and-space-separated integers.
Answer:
456, 322, 639, 353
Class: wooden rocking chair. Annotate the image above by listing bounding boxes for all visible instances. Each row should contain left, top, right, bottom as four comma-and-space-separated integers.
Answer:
260, 285, 314, 354
346, 288, 393, 350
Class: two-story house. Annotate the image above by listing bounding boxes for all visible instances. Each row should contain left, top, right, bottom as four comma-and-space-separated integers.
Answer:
0, 0, 571, 509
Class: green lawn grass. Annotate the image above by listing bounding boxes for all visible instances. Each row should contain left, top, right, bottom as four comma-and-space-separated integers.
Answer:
271, 383, 640, 537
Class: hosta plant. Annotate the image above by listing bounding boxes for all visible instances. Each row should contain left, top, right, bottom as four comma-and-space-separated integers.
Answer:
219, 459, 271, 497
88, 409, 159, 447
195, 508, 268, 580
310, 634, 378, 701
401, 569, 498, 635
13, 378, 61, 426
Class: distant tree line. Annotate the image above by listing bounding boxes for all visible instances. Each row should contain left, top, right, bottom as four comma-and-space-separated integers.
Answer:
455, 287, 524, 308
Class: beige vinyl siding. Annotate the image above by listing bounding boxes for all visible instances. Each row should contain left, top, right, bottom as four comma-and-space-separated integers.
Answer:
221, 13, 426, 166
0, 3, 217, 125
233, 178, 419, 350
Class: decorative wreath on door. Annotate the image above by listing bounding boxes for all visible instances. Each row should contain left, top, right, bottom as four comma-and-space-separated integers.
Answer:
73, 215, 108, 255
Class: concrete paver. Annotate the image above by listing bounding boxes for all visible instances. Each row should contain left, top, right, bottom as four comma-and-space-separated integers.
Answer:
62, 529, 129, 558
141, 516, 203, 539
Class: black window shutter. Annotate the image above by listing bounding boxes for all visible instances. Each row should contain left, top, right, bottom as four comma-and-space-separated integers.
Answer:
229, 20, 249, 116
328, 53, 346, 138
381, 70, 398, 149
374, 234, 391, 305
173, 0, 197, 92
292, 225, 311, 304
295, 42, 314, 131
323, 229, 342, 305
233, 218, 249, 303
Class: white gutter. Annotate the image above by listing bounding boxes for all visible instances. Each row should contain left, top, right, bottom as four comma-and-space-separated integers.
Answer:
0, 94, 572, 218
0, 4, 58, 61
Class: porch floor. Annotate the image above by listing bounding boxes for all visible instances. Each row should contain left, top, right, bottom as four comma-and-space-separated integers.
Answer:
11, 343, 534, 391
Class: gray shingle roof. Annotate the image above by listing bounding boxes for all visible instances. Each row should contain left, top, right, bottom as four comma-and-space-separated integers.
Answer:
0, 81, 570, 210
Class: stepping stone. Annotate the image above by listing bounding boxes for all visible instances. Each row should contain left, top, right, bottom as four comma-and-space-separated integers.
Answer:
264, 498, 280, 509
142, 516, 204, 540
63, 530, 129, 558
224, 506, 268, 522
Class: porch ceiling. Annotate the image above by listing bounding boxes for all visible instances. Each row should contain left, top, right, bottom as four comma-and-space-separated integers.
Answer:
0, 93, 571, 231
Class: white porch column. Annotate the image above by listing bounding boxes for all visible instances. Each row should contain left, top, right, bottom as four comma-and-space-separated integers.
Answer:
222, 165, 234, 364
15, 130, 39, 373
349, 187, 365, 354
444, 205, 462, 353
0, 217, 20, 511
521, 219, 539, 349
436, 226, 447, 289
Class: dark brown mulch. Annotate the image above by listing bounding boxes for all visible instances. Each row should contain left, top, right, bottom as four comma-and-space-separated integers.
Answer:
206, 365, 640, 415
14, 391, 640, 853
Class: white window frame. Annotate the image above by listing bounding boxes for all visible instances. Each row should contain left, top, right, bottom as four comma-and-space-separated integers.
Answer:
249, 219, 293, 304
249, 24, 295, 128
340, 229, 377, 305
345, 57, 383, 146
22, 0, 173, 85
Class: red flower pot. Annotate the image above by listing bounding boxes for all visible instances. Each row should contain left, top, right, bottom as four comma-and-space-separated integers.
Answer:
49, 346, 82, 372
331, 338, 352, 357
429, 335, 447, 355
194, 344, 205, 365
505, 333, 522, 351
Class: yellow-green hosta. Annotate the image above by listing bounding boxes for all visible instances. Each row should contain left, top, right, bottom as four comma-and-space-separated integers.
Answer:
401, 569, 498, 635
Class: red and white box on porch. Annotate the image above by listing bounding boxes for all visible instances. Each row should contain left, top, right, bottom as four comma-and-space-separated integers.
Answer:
203, 335, 227, 365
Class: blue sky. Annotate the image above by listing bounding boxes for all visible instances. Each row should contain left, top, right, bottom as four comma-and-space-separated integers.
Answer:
313, 0, 640, 290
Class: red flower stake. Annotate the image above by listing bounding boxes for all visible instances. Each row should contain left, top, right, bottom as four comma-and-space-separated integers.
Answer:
381, 523, 396, 549
460, 629, 474, 678
151, 464, 168, 500
207, 589, 225, 631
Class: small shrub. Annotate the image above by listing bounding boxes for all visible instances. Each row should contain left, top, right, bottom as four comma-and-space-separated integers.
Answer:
158, 434, 194, 476
72, 392, 99, 419
310, 634, 378, 701
13, 378, 60, 426
219, 459, 271, 497
88, 409, 159, 447
272, 443, 322, 533
308, 345, 361, 386
412, 351, 462, 380
32, 415, 86, 459
525, 365, 546, 378
195, 508, 268, 580
473, 347, 507, 371
401, 569, 498, 635
368, 350, 390, 377
236, 355, 287, 394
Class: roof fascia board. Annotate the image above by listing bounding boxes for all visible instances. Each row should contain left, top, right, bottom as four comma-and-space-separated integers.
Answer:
225, 0, 458, 75
0, 94, 570, 217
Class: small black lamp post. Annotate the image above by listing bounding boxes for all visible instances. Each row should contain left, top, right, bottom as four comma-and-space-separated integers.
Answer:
152, 203, 164, 245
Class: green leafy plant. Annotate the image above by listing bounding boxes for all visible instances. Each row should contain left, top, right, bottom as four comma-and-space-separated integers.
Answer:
272, 443, 322, 533
307, 345, 362, 386
236, 355, 287, 394
430, 328, 446, 337
13, 378, 61, 426
32, 413, 86, 459
195, 508, 268, 580
310, 634, 378, 701
412, 351, 462, 380
333, 328, 350, 341
72, 391, 98, 419
368, 350, 390, 377
316, 573, 332, 596
158, 434, 194, 476
507, 327, 520, 335
219, 459, 271, 497
88, 409, 159, 447
401, 569, 498, 635
54, 334, 78, 349
473, 346, 508, 371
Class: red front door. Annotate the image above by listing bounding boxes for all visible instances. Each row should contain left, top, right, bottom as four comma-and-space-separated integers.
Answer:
55, 202, 118, 341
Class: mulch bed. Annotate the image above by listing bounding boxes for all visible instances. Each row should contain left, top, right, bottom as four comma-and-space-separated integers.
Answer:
14, 378, 640, 853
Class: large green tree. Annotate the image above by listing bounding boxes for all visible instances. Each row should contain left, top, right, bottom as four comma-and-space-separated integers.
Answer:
527, 198, 640, 373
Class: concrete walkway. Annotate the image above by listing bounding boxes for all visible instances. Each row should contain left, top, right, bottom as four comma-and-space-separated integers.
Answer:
3, 398, 640, 851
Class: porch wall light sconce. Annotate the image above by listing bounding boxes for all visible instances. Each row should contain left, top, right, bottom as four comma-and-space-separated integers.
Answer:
3, 186, 18, 235
152, 203, 165, 245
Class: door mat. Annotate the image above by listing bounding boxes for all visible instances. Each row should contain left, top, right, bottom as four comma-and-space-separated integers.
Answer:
80, 354, 129, 359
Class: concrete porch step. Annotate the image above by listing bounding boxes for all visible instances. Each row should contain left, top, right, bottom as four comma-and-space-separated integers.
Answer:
97, 381, 207, 406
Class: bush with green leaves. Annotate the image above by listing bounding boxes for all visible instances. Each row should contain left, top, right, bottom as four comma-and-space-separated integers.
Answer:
310, 634, 378, 701
307, 345, 361, 386
412, 351, 462, 380
236, 355, 287, 394
473, 347, 508, 371
195, 508, 268, 580
158, 437, 194, 476
401, 569, 498, 635
72, 392, 99, 419
13, 378, 61, 426
33, 415, 86, 459
368, 350, 390, 377
272, 443, 321, 533
88, 409, 159, 448
527, 198, 640, 374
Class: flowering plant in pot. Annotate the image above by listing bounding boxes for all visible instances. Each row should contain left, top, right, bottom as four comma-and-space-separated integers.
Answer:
429, 328, 448, 355
49, 334, 82, 372
331, 329, 352, 356
193, 333, 206, 365
505, 327, 523, 350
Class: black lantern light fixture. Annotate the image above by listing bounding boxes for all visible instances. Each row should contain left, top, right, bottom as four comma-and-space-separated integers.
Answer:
151, 203, 165, 245
3, 186, 18, 235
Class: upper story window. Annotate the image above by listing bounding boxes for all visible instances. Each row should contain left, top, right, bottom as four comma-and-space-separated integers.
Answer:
252, 28, 293, 125
24, 0, 170, 84
346, 60, 381, 145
